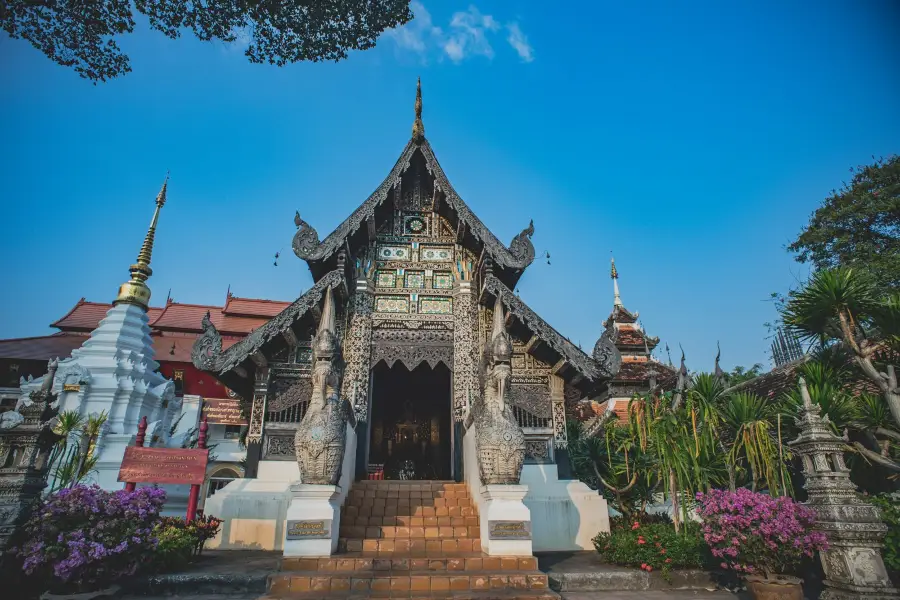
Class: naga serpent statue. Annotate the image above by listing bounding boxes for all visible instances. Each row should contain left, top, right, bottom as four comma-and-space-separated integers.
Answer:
470, 296, 526, 485
294, 286, 355, 485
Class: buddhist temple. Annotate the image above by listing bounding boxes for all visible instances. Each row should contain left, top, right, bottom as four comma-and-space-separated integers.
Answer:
581, 258, 677, 428
190, 81, 621, 553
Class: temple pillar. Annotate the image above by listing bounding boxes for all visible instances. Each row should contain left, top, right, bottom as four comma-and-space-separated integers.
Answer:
452, 279, 478, 481
549, 374, 573, 478
342, 276, 374, 480
245, 367, 270, 478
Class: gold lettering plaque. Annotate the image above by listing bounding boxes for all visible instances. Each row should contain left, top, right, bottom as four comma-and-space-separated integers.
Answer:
286, 519, 332, 540
63, 384, 81, 392
488, 520, 531, 540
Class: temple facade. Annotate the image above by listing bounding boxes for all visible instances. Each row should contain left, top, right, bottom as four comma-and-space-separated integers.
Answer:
191, 81, 621, 552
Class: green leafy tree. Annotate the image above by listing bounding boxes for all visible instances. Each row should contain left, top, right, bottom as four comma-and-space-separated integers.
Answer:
724, 364, 765, 386
782, 267, 900, 472
1, 1, 413, 83
788, 155, 900, 292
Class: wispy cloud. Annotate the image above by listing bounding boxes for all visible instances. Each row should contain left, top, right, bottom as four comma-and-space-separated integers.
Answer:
506, 23, 534, 63
385, 2, 534, 64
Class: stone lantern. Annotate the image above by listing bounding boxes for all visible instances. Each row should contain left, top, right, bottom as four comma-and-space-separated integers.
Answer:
789, 377, 899, 599
0, 359, 61, 554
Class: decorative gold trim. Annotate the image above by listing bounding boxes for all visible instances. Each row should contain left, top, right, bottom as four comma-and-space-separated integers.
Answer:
114, 174, 168, 309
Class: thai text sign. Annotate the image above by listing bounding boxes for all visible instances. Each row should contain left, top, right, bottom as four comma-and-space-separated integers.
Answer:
286, 519, 332, 540
488, 520, 532, 540
202, 398, 247, 425
117, 447, 208, 485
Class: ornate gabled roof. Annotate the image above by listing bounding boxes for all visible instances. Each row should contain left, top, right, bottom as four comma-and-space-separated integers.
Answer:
483, 275, 620, 382
192, 269, 345, 375
292, 82, 535, 284
602, 304, 639, 326
294, 139, 535, 274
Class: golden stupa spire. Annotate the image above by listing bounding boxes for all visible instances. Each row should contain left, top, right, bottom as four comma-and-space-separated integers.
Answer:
611, 255, 622, 307
412, 77, 425, 143
114, 174, 169, 310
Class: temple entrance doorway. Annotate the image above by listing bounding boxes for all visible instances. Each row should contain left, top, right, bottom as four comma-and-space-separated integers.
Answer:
367, 362, 452, 480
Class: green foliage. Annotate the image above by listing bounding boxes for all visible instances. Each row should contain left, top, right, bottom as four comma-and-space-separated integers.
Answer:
151, 515, 223, 572
724, 364, 765, 386
1, 1, 414, 82
719, 392, 792, 495
789, 155, 900, 293
869, 493, 900, 573
593, 521, 709, 580
782, 267, 880, 343
48, 411, 108, 493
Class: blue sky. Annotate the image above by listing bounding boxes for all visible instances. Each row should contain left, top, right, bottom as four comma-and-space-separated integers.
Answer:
1, 1, 898, 372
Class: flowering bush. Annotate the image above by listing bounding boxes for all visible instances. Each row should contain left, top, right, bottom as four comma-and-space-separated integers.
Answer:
16, 485, 166, 592
696, 488, 827, 578
593, 521, 709, 580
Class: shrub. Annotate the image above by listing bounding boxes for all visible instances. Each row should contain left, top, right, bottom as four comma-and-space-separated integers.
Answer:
870, 492, 900, 574
151, 514, 223, 572
593, 521, 709, 580
16, 485, 166, 592
696, 488, 827, 578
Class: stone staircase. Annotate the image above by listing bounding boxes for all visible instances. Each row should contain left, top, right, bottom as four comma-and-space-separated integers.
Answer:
265, 480, 557, 599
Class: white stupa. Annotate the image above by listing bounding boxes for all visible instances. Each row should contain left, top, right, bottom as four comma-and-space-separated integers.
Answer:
20, 177, 179, 490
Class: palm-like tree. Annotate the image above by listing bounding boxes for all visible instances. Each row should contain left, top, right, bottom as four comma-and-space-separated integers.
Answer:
782, 267, 900, 472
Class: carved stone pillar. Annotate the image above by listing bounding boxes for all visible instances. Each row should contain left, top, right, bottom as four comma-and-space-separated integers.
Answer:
789, 378, 899, 600
245, 366, 270, 478
0, 361, 60, 553
549, 374, 573, 478
452, 280, 478, 421
341, 277, 374, 422
343, 277, 374, 480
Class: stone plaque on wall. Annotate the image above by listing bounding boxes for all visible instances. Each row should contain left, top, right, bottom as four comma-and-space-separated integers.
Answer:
285, 519, 332, 540
488, 520, 532, 540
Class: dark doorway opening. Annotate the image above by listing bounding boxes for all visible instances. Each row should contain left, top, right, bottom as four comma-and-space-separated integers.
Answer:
368, 362, 452, 480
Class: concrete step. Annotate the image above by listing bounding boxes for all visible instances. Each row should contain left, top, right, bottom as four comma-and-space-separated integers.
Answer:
338, 537, 483, 553
267, 570, 551, 595
339, 524, 481, 540
259, 592, 559, 600
342, 504, 476, 518
341, 515, 480, 528
282, 555, 538, 573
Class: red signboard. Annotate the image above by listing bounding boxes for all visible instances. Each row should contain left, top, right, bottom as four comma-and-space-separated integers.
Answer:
117, 447, 209, 485
201, 398, 247, 426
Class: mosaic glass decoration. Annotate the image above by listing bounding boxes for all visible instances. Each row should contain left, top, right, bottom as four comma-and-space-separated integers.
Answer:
378, 245, 409, 260
376, 270, 397, 288
419, 297, 452, 315
375, 296, 410, 313
405, 271, 425, 288
404, 215, 428, 235
421, 246, 453, 262
433, 272, 453, 289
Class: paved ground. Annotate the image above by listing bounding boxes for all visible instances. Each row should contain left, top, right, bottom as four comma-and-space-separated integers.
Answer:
120, 593, 743, 600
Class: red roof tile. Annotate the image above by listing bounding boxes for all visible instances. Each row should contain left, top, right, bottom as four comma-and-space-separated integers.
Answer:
52, 299, 163, 333
224, 296, 291, 318
0, 333, 90, 360
150, 303, 219, 332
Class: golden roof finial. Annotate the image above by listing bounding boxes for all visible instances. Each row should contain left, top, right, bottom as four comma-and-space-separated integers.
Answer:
114, 173, 169, 310
412, 77, 425, 143
611, 255, 622, 307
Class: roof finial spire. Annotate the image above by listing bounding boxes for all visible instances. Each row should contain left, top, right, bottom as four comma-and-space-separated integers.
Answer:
611, 254, 622, 307
412, 77, 425, 144
114, 173, 168, 310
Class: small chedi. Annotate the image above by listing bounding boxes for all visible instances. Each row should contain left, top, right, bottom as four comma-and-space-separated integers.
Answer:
294, 287, 355, 485
470, 296, 526, 485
